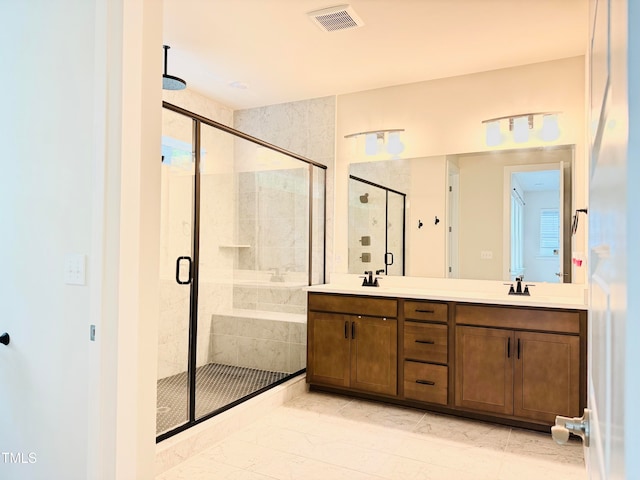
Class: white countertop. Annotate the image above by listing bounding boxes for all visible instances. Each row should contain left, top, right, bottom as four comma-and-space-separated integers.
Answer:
306, 274, 588, 310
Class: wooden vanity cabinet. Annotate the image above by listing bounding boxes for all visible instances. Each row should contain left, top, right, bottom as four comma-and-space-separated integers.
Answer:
307, 291, 586, 430
401, 300, 449, 406
307, 293, 398, 396
455, 305, 582, 425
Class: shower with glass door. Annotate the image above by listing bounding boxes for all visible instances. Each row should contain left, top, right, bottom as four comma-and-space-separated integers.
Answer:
157, 103, 326, 440
348, 175, 405, 276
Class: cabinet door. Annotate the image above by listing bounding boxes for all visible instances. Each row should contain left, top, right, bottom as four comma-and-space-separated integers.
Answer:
455, 326, 514, 415
307, 312, 350, 388
513, 331, 580, 423
350, 316, 397, 396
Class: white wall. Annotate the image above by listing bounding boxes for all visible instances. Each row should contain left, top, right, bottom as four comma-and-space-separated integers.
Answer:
335, 57, 586, 278
407, 157, 447, 277
0, 1, 161, 479
0, 2, 95, 477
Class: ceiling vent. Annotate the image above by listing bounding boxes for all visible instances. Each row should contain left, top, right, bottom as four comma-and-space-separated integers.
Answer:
307, 4, 364, 32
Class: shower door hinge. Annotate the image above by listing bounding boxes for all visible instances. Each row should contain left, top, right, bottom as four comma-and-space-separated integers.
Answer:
90, 324, 96, 342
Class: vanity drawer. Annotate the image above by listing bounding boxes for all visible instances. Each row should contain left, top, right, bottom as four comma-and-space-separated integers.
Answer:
404, 322, 448, 364
455, 304, 580, 334
404, 301, 448, 323
308, 293, 397, 318
404, 361, 448, 405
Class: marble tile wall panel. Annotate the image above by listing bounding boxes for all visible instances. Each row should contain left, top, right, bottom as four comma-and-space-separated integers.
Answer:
237, 337, 289, 372
208, 313, 307, 374
234, 96, 334, 278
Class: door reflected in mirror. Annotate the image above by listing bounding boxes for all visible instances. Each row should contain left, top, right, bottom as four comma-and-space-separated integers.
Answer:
348, 145, 573, 283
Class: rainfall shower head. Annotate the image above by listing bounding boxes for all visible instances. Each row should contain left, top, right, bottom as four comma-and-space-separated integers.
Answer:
162, 45, 187, 90
359, 193, 369, 203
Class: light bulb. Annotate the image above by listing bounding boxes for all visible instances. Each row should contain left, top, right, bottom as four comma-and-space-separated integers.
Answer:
485, 121, 502, 146
513, 116, 530, 143
386, 132, 405, 155
365, 133, 380, 155
540, 114, 560, 141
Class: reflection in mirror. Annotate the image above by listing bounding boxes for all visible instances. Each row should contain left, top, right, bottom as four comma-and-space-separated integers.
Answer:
348, 175, 406, 276
348, 146, 574, 283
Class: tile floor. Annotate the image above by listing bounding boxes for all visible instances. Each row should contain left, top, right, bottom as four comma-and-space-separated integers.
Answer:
156, 390, 586, 480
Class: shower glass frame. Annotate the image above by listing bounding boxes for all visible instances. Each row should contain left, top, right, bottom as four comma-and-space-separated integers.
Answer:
158, 101, 327, 442
348, 175, 406, 275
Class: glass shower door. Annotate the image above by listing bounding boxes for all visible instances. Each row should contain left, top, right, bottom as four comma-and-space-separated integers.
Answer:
194, 124, 311, 420
157, 109, 195, 435
386, 190, 405, 275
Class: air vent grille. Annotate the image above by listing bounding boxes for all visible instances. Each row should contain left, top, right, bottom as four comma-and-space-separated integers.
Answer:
307, 4, 364, 32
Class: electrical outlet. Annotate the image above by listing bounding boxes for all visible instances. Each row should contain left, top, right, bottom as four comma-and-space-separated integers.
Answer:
480, 250, 493, 260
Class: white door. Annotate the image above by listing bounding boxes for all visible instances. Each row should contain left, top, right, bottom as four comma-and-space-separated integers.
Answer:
586, 0, 639, 478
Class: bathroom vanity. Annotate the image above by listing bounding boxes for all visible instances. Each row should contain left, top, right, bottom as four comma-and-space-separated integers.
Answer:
306, 276, 587, 432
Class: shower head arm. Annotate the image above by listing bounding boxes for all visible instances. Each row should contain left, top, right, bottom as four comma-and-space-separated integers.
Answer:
163, 45, 169, 76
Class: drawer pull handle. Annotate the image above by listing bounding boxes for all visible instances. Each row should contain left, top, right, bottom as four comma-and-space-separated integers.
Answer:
415, 339, 435, 345
415, 309, 435, 314
416, 379, 435, 386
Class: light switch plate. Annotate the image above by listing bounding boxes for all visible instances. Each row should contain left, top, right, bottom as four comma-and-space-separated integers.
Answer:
65, 254, 86, 285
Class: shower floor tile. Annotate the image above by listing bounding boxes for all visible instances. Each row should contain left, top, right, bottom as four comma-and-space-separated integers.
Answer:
156, 363, 288, 435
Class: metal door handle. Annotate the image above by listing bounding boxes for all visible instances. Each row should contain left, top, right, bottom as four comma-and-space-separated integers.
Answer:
175, 256, 192, 285
385, 252, 394, 266
0, 332, 9, 346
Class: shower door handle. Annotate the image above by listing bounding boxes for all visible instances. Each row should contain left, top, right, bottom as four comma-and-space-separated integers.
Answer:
176, 256, 193, 285
384, 252, 394, 266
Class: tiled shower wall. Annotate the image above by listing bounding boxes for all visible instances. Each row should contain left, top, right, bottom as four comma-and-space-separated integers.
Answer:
234, 96, 336, 278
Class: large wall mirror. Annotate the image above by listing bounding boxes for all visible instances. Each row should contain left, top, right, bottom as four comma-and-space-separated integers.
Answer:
348, 145, 574, 283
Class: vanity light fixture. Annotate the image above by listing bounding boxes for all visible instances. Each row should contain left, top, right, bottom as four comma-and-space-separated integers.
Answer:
345, 129, 405, 156
482, 112, 561, 146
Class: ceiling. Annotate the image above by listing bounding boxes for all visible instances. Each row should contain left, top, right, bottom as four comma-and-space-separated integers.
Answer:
162, 0, 588, 110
